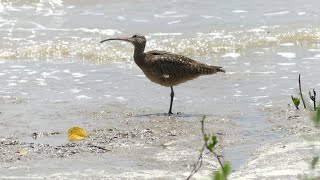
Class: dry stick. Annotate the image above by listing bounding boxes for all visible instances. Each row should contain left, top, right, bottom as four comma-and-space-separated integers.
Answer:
299, 74, 307, 109
309, 89, 317, 111
313, 89, 317, 110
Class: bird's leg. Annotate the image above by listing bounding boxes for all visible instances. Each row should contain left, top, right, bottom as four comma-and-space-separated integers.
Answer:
168, 86, 174, 115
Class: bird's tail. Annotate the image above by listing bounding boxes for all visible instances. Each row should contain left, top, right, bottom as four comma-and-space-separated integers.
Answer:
202, 65, 225, 74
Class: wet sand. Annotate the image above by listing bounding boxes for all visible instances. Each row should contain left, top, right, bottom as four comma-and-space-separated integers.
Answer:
1, 91, 320, 179
0, 112, 319, 179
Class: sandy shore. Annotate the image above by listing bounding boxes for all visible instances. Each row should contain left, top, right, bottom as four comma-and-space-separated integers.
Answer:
1, 105, 320, 179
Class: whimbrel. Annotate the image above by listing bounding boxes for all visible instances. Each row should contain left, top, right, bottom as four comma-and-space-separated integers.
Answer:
100, 34, 225, 115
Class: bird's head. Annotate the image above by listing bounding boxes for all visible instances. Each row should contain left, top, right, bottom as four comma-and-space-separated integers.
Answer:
100, 33, 146, 47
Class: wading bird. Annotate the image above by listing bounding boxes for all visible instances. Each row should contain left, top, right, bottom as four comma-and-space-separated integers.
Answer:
100, 34, 225, 115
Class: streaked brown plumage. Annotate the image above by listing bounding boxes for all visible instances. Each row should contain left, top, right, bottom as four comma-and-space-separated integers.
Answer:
100, 34, 225, 115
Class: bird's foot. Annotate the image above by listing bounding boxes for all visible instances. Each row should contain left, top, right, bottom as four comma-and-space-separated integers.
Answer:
168, 111, 182, 116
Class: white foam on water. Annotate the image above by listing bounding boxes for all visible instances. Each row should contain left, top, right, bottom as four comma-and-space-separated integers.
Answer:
18, 80, 27, 83
308, 49, 320, 52
41, 72, 51, 78
207, 32, 224, 36
303, 54, 320, 60
116, 97, 127, 102
150, 33, 182, 36
226, 72, 236, 74
277, 52, 296, 59
132, 19, 149, 22
36, 78, 45, 81
298, 12, 306, 15
35, 78, 47, 86
27, 71, 37, 75
265, 37, 278, 42
63, 69, 71, 73
74, 28, 121, 36
50, 0, 63, 6
72, 73, 86, 78
38, 82, 47, 86
232, 10, 248, 13
258, 86, 267, 90
104, 95, 111, 97
136, 74, 146, 77
80, 11, 104, 16
251, 71, 276, 74
0, 3, 3, 13
29, 22, 47, 30
248, 28, 265, 33
7, 83, 17, 86
76, 95, 92, 100
164, 11, 177, 15
222, 52, 240, 58
277, 63, 296, 66
302, 57, 320, 60
200, 15, 222, 19
10, 65, 26, 68
154, 14, 187, 18
70, 89, 81, 93
280, 43, 294, 46
233, 94, 242, 97
167, 20, 181, 24
264, 102, 273, 107
264, 11, 290, 16
117, 16, 126, 20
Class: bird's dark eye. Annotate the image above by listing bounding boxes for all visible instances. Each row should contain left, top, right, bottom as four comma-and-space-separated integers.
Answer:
133, 35, 137, 38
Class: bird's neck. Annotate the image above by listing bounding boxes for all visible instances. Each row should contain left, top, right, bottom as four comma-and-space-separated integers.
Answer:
133, 45, 146, 65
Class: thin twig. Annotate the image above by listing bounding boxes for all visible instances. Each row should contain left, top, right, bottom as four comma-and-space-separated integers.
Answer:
309, 89, 317, 111
200, 118, 225, 172
186, 143, 206, 180
299, 74, 307, 109
187, 116, 226, 180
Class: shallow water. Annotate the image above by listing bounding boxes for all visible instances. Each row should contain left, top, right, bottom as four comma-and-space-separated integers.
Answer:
1, 0, 320, 178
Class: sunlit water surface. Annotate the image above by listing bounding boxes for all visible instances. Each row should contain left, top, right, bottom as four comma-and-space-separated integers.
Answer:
1, 0, 320, 177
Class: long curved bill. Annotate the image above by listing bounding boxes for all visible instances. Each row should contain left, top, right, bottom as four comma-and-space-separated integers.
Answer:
100, 38, 130, 43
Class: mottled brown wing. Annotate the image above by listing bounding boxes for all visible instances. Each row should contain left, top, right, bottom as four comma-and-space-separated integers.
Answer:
144, 51, 209, 86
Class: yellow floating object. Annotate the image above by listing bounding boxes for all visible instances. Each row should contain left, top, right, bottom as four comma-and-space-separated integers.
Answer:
68, 127, 88, 141
16, 149, 28, 156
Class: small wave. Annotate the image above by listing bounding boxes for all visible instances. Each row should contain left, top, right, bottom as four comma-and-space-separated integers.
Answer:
232, 10, 248, 13
264, 11, 290, 16
0, 26, 319, 63
277, 52, 296, 59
